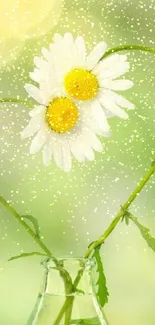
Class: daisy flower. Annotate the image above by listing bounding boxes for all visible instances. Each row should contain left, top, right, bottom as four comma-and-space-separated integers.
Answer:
21, 90, 104, 172
22, 33, 134, 172
30, 33, 135, 130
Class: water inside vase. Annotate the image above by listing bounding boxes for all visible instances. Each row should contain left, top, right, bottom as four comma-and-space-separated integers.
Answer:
27, 292, 106, 325
27, 258, 107, 325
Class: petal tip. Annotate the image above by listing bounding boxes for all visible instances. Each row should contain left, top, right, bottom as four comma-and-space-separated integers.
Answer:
123, 113, 129, 120
20, 131, 25, 139
43, 161, 50, 167
129, 103, 135, 110
30, 147, 36, 155
103, 131, 111, 137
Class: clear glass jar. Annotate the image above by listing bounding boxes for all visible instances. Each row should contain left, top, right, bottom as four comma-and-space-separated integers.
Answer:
27, 258, 108, 325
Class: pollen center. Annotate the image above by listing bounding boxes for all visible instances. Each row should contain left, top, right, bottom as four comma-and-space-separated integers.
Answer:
45, 97, 79, 133
64, 68, 99, 100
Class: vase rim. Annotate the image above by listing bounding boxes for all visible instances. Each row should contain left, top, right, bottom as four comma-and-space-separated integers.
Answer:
40, 256, 95, 269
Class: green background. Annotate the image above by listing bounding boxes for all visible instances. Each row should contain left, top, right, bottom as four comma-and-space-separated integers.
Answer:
0, 0, 155, 324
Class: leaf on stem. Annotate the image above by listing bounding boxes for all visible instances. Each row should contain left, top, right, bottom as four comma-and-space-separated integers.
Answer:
129, 214, 155, 252
8, 252, 47, 261
74, 288, 85, 294
93, 246, 109, 307
121, 210, 130, 225
21, 214, 40, 237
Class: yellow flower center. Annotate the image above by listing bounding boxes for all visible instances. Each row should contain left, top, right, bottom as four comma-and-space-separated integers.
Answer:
45, 97, 79, 133
64, 68, 99, 100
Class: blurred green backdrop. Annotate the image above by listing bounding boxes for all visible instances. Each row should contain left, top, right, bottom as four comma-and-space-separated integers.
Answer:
0, 0, 155, 324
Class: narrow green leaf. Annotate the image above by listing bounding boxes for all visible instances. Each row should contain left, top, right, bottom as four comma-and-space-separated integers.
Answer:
129, 215, 155, 252
125, 214, 130, 225
71, 317, 100, 325
93, 246, 109, 307
21, 215, 40, 237
8, 252, 47, 261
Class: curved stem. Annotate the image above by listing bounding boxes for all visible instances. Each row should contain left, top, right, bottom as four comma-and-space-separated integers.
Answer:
102, 44, 155, 59
85, 162, 155, 258
0, 196, 73, 294
0, 196, 55, 259
64, 297, 74, 325
53, 162, 155, 325
0, 97, 33, 108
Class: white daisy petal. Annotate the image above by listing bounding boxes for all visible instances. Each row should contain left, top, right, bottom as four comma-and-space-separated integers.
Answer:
61, 140, 72, 172
69, 137, 86, 162
53, 33, 63, 43
29, 105, 46, 118
82, 100, 110, 135
100, 79, 134, 91
91, 100, 110, 132
30, 67, 52, 84
49, 43, 55, 53
103, 90, 135, 110
82, 143, 95, 161
29, 69, 41, 83
25, 84, 45, 104
93, 54, 123, 75
84, 129, 103, 152
43, 140, 52, 166
34, 56, 49, 70
102, 109, 115, 118
86, 42, 107, 70
50, 35, 75, 76
30, 129, 49, 154
41, 47, 51, 61
63, 33, 74, 47
98, 62, 130, 80
62, 33, 81, 70
69, 124, 96, 162
52, 138, 63, 168
75, 36, 86, 67
110, 63, 130, 80
21, 116, 43, 139
86, 119, 109, 137
99, 96, 129, 119
119, 55, 128, 62
39, 82, 54, 104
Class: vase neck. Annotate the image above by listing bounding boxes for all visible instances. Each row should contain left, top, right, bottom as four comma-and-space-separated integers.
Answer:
41, 258, 96, 296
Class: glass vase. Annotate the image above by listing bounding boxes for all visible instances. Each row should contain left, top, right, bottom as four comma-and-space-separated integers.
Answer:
27, 258, 108, 325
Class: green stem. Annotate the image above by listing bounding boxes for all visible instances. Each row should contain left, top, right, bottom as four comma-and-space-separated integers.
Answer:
53, 162, 155, 325
85, 162, 155, 258
54, 297, 74, 325
0, 196, 73, 295
0, 196, 54, 259
0, 97, 33, 108
103, 44, 155, 59
64, 297, 74, 325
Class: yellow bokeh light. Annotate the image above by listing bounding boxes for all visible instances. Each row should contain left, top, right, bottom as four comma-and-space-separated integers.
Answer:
0, 0, 63, 39
0, 0, 63, 67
